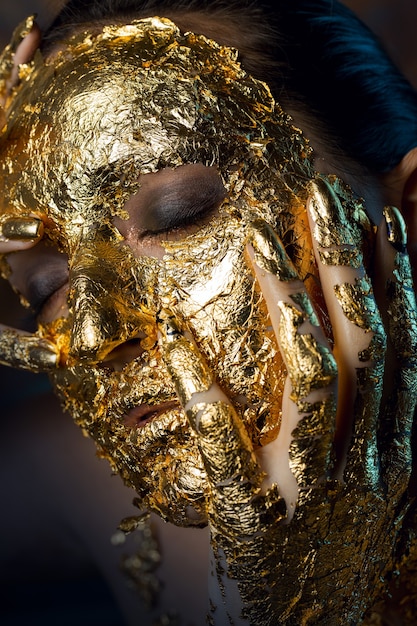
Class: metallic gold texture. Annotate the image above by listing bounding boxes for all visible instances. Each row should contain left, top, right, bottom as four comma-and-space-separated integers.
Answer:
246, 218, 337, 489
0, 17, 416, 625
278, 300, 336, 401
384, 205, 407, 253
0, 327, 58, 371
118, 512, 162, 609
159, 316, 213, 406
379, 206, 417, 495
308, 175, 374, 267
0, 216, 42, 240
0, 15, 35, 111
247, 219, 299, 282
0, 16, 315, 523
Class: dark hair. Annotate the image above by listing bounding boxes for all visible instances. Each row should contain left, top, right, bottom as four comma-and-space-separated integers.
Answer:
44, 0, 417, 175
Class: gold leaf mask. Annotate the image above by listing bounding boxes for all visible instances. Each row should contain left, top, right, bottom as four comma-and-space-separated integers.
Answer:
0, 16, 328, 525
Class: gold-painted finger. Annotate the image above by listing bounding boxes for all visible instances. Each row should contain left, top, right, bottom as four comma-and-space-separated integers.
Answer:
247, 219, 299, 282
158, 312, 213, 407
159, 313, 265, 509
0, 15, 35, 103
307, 177, 385, 486
246, 220, 338, 487
0, 325, 59, 372
307, 176, 367, 258
246, 219, 336, 398
378, 207, 417, 493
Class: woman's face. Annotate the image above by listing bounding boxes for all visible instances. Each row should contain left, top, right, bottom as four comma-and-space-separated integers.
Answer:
0, 18, 316, 525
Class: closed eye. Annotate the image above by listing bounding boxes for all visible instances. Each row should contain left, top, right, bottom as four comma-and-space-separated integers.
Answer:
7, 242, 69, 322
116, 163, 227, 239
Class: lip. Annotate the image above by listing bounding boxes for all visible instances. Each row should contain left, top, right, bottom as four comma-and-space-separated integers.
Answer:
124, 399, 180, 428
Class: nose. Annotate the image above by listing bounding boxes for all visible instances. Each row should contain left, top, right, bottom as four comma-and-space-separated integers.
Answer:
69, 278, 119, 361
68, 245, 148, 363
69, 271, 135, 362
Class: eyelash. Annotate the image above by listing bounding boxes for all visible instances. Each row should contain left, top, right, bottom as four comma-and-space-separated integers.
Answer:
139, 191, 227, 240
138, 207, 217, 241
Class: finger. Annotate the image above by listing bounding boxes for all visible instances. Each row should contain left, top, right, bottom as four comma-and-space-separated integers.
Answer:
0, 324, 59, 371
158, 312, 286, 534
159, 312, 259, 485
0, 16, 40, 108
0, 216, 43, 253
13, 21, 41, 67
375, 206, 417, 493
307, 176, 386, 486
246, 220, 337, 506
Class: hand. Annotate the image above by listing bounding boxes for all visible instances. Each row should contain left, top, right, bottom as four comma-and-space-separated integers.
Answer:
158, 176, 417, 625
0, 215, 58, 371
0, 25, 57, 371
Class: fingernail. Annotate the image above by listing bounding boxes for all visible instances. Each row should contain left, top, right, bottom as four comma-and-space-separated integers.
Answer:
247, 219, 298, 281
383, 206, 407, 253
307, 177, 354, 248
308, 177, 366, 268
28, 343, 59, 370
1, 217, 42, 240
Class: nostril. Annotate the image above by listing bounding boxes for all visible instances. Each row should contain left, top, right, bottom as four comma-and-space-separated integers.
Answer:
101, 336, 146, 371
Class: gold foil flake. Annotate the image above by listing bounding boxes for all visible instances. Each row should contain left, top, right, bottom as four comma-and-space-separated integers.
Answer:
187, 401, 261, 500
384, 205, 407, 252
334, 277, 381, 335
118, 512, 150, 535
308, 176, 373, 268
289, 396, 336, 487
308, 177, 355, 248
334, 276, 386, 370
318, 247, 362, 268
0, 215, 42, 240
119, 512, 162, 608
290, 292, 320, 328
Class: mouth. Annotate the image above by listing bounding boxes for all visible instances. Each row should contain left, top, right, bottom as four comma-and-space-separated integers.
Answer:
124, 399, 180, 428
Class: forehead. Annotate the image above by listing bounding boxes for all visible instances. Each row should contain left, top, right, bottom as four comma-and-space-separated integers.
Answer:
0, 17, 313, 243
